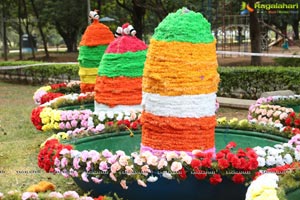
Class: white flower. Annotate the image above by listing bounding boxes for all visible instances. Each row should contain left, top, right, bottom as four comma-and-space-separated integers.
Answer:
97, 112, 106, 121
170, 161, 182, 172
275, 155, 284, 166
157, 158, 168, 170
146, 155, 158, 166
63, 191, 80, 199
162, 171, 173, 180
267, 148, 279, 157
165, 152, 178, 161
134, 156, 144, 166
283, 154, 293, 164
48, 192, 63, 199
274, 144, 284, 149
283, 143, 293, 149
253, 146, 266, 157
257, 157, 266, 167
116, 112, 124, 121
0, 192, 3, 199
294, 150, 300, 161
22, 192, 38, 200
147, 176, 158, 182
106, 111, 114, 119
88, 117, 95, 127
79, 197, 93, 200
119, 155, 130, 166
266, 156, 276, 166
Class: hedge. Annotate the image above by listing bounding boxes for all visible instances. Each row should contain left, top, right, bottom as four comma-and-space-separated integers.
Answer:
218, 66, 300, 99
0, 62, 79, 85
1, 63, 300, 99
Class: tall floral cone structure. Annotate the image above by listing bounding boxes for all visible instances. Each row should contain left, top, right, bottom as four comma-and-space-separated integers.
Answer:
78, 11, 114, 93
94, 24, 147, 112
141, 8, 220, 154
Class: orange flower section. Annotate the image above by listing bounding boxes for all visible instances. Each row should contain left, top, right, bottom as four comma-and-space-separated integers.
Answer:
141, 112, 216, 151
143, 39, 219, 96
80, 83, 95, 93
94, 76, 142, 107
79, 20, 114, 46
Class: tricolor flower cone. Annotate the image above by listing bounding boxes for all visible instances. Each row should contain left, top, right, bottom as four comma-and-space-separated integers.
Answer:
78, 19, 114, 93
94, 32, 147, 112
141, 8, 220, 154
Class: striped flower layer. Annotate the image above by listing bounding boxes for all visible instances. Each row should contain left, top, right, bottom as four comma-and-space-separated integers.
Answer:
141, 8, 219, 153
94, 35, 147, 112
78, 20, 114, 93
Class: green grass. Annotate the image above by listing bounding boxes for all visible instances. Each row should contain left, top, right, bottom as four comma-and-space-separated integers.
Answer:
0, 81, 82, 193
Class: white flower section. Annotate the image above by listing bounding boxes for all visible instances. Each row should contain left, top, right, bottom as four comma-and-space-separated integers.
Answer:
94, 102, 142, 113
142, 92, 216, 118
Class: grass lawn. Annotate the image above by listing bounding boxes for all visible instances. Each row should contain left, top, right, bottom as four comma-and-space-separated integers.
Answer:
0, 81, 81, 193
0, 80, 248, 193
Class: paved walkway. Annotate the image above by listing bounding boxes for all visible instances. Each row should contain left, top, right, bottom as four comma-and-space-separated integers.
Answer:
217, 97, 255, 109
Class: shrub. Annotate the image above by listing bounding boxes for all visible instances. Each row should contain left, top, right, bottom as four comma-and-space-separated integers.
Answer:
218, 66, 300, 99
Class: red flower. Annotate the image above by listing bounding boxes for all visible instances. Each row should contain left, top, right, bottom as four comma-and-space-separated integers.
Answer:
247, 158, 259, 170
285, 118, 292, 126
217, 158, 230, 170
232, 173, 245, 184
106, 121, 114, 126
178, 168, 187, 180
190, 159, 201, 168
253, 171, 262, 180
40, 92, 64, 104
226, 141, 237, 149
231, 156, 241, 169
130, 121, 139, 130
31, 106, 44, 130
292, 128, 300, 135
236, 158, 247, 170
202, 158, 212, 168
237, 149, 246, 157
94, 196, 104, 200
295, 119, 300, 127
216, 152, 225, 159
290, 112, 296, 118
50, 83, 67, 90
209, 174, 222, 185
193, 168, 207, 180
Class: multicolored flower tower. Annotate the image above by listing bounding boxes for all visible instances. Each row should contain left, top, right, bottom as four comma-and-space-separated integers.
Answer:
94, 24, 147, 112
78, 11, 114, 93
141, 8, 220, 154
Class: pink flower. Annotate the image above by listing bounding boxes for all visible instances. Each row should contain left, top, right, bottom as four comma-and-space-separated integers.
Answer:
157, 158, 168, 169
69, 168, 78, 177
109, 172, 117, 182
111, 162, 121, 173
86, 161, 92, 172
99, 161, 109, 171
146, 155, 158, 166
280, 113, 288, 120
102, 149, 113, 158
81, 150, 89, 162
63, 191, 79, 199
65, 122, 71, 129
165, 152, 178, 161
22, 192, 38, 200
81, 172, 89, 182
89, 150, 100, 163
73, 157, 80, 170
141, 165, 151, 176
71, 120, 78, 128
60, 157, 68, 168
59, 122, 65, 129
125, 166, 134, 175
91, 177, 103, 184
48, 192, 63, 199
119, 155, 129, 166
137, 179, 147, 187
170, 161, 182, 172
120, 180, 128, 189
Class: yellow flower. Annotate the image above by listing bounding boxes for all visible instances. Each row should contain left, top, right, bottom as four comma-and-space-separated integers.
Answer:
229, 118, 238, 125
57, 132, 69, 140
217, 117, 227, 125
238, 119, 249, 127
53, 122, 60, 130
251, 188, 278, 200
41, 117, 50, 124
52, 110, 61, 121
40, 107, 53, 118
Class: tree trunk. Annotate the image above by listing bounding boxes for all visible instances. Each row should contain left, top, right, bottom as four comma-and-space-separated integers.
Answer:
132, 2, 145, 39
292, 19, 299, 40
249, 0, 261, 66
18, 0, 23, 60
30, 0, 49, 58
55, 22, 78, 52
22, 0, 35, 58
2, 2, 8, 61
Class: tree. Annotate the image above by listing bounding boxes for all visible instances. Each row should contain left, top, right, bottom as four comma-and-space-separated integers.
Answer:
29, 0, 49, 58
249, 0, 261, 66
39, 0, 87, 52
